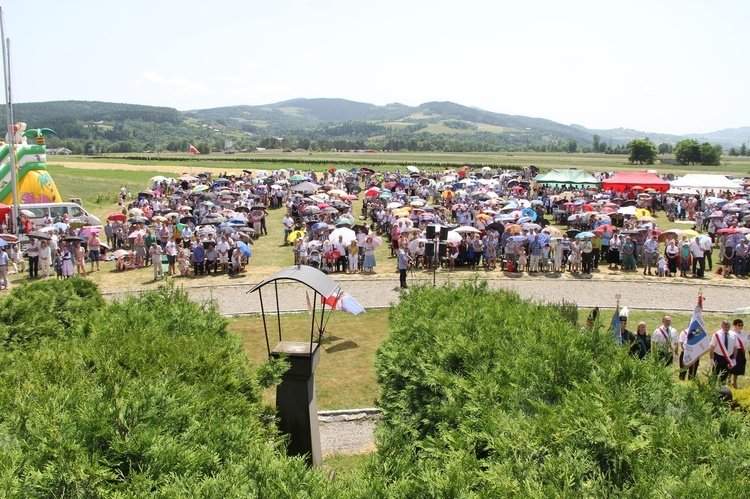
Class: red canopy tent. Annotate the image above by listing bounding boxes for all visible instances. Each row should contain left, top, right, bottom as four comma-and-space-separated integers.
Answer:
601, 172, 670, 193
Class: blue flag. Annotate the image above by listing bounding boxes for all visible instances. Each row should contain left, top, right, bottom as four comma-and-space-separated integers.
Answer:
682, 302, 709, 366
612, 306, 621, 345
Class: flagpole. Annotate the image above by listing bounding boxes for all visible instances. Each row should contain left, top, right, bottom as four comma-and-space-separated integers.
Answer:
0, 8, 20, 235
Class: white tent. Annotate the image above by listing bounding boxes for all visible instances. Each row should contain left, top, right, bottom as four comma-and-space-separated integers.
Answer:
669, 174, 741, 193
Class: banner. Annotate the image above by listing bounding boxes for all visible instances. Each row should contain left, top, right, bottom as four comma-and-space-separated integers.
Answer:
189, 144, 200, 154
682, 299, 709, 366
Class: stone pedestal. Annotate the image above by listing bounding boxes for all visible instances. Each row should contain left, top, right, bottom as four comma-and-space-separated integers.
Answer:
271, 341, 322, 467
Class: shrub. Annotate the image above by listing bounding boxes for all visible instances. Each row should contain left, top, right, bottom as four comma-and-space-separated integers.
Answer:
0, 285, 335, 497
372, 282, 750, 496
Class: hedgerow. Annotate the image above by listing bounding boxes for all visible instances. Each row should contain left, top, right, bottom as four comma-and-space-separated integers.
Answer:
0, 284, 333, 497
372, 282, 750, 496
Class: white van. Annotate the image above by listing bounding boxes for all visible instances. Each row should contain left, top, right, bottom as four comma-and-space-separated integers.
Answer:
15, 202, 101, 229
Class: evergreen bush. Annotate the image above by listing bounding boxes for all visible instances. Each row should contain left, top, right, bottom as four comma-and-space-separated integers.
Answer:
372, 282, 750, 496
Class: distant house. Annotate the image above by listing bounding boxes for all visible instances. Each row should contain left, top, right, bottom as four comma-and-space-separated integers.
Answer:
254, 147, 266, 152
294, 148, 308, 153
47, 148, 72, 155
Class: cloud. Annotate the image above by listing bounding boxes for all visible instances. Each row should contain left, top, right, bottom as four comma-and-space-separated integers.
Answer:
136, 71, 215, 97
213, 75, 241, 83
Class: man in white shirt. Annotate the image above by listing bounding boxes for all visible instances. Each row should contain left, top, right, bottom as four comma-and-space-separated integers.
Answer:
699, 234, 714, 271
690, 236, 705, 278
283, 215, 294, 245
643, 235, 659, 276
652, 316, 678, 365
165, 236, 178, 275
217, 236, 230, 274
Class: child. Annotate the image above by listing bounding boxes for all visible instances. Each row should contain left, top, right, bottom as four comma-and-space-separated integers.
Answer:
516, 246, 527, 274
657, 255, 668, 277
54, 251, 64, 280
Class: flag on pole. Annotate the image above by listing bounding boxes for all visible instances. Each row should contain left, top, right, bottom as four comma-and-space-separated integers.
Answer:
682, 295, 709, 366
189, 144, 200, 154
611, 307, 621, 344
320, 290, 365, 315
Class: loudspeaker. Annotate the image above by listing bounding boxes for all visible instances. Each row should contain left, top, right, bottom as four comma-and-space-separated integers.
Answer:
425, 242, 435, 258
439, 227, 449, 240
426, 225, 436, 239
439, 242, 447, 257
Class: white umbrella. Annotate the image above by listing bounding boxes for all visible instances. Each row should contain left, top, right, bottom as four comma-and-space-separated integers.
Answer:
453, 226, 481, 234
149, 175, 168, 183
406, 165, 420, 174
445, 230, 464, 244
129, 208, 144, 216
617, 206, 637, 216
329, 227, 357, 245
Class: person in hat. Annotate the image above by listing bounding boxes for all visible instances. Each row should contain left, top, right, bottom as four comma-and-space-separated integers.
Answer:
618, 307, 635, 346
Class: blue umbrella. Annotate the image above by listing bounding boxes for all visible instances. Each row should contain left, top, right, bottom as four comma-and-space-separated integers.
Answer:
0, 237, 7, 246
236, 241, 251, 258
576, 231, 596, 239
521, 208, 537, 221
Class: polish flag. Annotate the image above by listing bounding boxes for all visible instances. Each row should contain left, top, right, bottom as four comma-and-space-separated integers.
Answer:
189, 144, 200, 154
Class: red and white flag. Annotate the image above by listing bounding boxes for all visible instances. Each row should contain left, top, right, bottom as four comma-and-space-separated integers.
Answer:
189, 144, 200, 154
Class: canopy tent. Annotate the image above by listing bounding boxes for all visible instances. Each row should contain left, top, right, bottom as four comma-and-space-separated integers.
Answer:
601, 172, 670, 193
534, 169, 601, 187
669, 174, 741, 193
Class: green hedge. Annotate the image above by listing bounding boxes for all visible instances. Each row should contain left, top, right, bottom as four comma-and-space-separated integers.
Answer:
372, 282, 750, 496
0, 284, 334, 497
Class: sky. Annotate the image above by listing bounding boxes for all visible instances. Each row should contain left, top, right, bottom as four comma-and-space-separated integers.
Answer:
2, 0, 749, 135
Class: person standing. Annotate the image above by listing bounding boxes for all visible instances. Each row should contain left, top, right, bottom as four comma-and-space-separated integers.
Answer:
735, 238, 749, 277
73, 241, 87, 278
729, 319, 747, 389
104, 220, 114, 248
38, 240, 52, 278
709, 320, 737, 386
397, 247, 412, 289
149, 242, 164, 281
0, 245, 10, 290
191, 241, 205, 276
27, 237, 40, 279
88, 232, 101, 272
643, 235, 659, 276
283, 214, 294, 245
652, 316, 678, 365
165, 236, 178, 276
60, 244, 74, 278
580, 237, 593, 274
363, 236, 377, 273
690, 236, 705, 278
630, 321, 651, 359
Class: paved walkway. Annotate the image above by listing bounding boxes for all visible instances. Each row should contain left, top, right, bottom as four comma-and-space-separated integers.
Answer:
126, 276, 749, 316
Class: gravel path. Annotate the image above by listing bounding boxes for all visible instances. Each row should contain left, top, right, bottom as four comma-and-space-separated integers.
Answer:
103, 273, 750, 456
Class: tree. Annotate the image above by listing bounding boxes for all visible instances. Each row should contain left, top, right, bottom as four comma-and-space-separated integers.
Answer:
674, 139, 701, 165
567, 140, 578, 153
741, 143, 747, 156
657, 143, 673, 154
592, 134, 601, 153
729, 147, 739, 157
699, 142, 722, 166
627, 139, 657, 164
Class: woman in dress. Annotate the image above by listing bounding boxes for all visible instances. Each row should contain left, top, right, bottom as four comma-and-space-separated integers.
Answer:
679, 237, 692, 277
60, 244, 74, 278
73, 241, 87, 277
665, 239, 679, 277
722, 238, 735, 277
362, 236, 377, 273
621, 236, 636, 271
568, 240, 580, 273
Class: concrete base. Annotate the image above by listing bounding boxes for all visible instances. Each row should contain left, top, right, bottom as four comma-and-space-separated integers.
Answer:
271, 341, 322, 467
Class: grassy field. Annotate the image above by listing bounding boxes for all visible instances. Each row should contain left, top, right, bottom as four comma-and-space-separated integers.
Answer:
227, 308, 746, 411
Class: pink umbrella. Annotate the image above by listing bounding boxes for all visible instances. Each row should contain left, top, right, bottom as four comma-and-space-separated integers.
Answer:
370, 236, 383, 248
80, 227, 102, 235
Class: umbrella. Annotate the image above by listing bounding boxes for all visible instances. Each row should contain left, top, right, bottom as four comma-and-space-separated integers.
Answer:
128, 229, 146, 238
129, 216, 149, 224
129, 208, 144, 216
301, 206, 321, 216
329, 227, 357, 245
27, 231, 51, 241
369, 236, 384, 248
365, 188, 380, 197
149, 175, 168, 183
20, 209, 35, 218
453, 226, 481, 234
80, 227, 102, 235
290, 174, 307, 182
64, 235, 85, 243
565, 229, 580, 238
576, 231, 596, 239
291, 181, 321, 192
69, 220, 86, 229
287, 230, 306, 243
192, 185, 209, 193
406, 165, 420, 174
107, 212, 126, 222
543, 226, 563, 237
113, 249, 130, 259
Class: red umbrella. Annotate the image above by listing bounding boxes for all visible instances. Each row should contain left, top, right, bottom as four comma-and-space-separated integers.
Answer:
717, 227, 739, 234
601, 206, 615, 213
365, 188, 380, 197
563, 202, 576, 207
511, 185, 526, 191
108, 212, 126, 222
317, 203, 331, 209
581, 204, 595, 212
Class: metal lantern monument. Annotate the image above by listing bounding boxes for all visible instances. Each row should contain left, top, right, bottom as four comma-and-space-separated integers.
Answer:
248, 265, 343, 467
